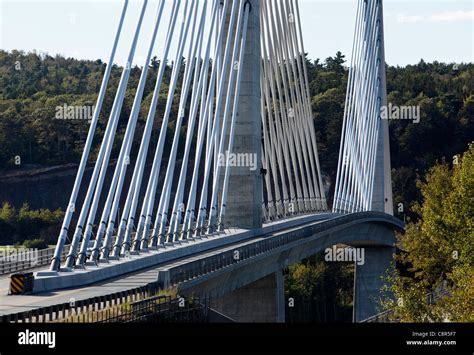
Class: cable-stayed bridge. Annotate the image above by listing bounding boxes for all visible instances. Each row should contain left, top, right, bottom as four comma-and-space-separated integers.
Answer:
1, 0, 403, 323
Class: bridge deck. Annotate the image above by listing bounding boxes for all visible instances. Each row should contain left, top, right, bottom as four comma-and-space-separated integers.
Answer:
0, 212, 403, 316
0, 213, 335, 315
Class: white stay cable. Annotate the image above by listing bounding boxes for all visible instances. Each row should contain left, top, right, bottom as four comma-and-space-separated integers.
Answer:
90, 0, 166, 261
355, 2, 381, 211
113, 0, 182, 257
206, 0, 247, 233
269, 0, 311, 213
277, 0, 316, 212
285, 0, 320, 211
262, 1, 297, 215
334, 0, 364, 213
136, 0, 195, 250
263, 0, 304, 213
50, 0, 129, 271
261, 75, 282, 219
65, 0, 148, 268
293, 0, 327, 211
217, 3, 251, 230
151, 0, 205, 245
130, 0, 191, 250
346, 0, 379, 212
75, 0, 149, 266
192, 0, 241, 235
261, 13, 294, 215
169, 2, 220, 242
181, 0, 232, 240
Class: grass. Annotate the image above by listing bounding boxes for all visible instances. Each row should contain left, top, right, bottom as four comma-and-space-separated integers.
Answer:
55, 287, 179, 323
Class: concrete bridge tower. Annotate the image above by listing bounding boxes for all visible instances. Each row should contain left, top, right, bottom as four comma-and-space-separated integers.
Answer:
218, 0, 263, 230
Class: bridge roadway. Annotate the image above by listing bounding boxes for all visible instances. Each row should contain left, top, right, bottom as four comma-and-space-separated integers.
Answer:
0, 212, 403, 317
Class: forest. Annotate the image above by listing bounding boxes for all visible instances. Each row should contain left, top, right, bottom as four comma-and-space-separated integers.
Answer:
0, 49, 472, 321
1, 49, 472, 215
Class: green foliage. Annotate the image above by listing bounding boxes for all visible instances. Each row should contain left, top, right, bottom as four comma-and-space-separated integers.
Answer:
0, 50, 177, 169
0, 202, 16, 224
285, 252, 354, 322
1, 50, 472, 216
0, 202, 17, 239
0, 202, 64, 245
383, 144, 474, 322
22, 238, 48, 250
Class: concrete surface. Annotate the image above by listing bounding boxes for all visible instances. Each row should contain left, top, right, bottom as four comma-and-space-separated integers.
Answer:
211, 271, 285, 322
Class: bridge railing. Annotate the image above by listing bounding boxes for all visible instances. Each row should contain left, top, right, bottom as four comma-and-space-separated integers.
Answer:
167, 211, 403, 286
0, 245, 71, 276
359, 309, 394, 323
96, 295, 211, 323
0, 281, 161, 323
1, 288, 227, 324
168, 233, 293, 285
0, 235, 122, 276
360, 288, 451, 323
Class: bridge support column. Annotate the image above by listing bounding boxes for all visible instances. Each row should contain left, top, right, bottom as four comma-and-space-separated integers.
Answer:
211, 271, 285, 323
370, 0, 393, 215
353, 246, 394, 322
218, 0, 262, 230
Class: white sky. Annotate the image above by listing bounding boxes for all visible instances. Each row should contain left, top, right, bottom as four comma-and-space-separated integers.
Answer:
0, 0, 473, 67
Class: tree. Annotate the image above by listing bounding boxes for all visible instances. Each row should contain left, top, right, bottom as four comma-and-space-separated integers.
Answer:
285, 252, 353, 322
324, 51, 346, 74
22, 238, 48, 250
150, 56, 159, 70
0, 202, 16, 224
0, 202, 64, 245
383, 144, 474, 322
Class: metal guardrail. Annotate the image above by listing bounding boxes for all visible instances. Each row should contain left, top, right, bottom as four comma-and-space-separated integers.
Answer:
97, 296, 210, 323
360, 289, 451, 323
1, 285, 221, 324
0, 281, 161, 323
0, 237, 118, 276
167, 211, 404, 286
360, 309, 394, 323
0, 245, 71, 276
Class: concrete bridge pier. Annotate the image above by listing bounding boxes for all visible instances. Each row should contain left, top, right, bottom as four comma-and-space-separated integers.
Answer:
211, 271, 285, 323
353, 246, 395, 322
218, 0, 263, 230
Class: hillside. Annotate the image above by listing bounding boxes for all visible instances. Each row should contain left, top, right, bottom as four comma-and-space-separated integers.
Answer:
0, 49, 473, 219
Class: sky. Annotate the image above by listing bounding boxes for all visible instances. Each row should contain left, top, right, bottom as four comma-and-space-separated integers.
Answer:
0, 0, 472, 67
